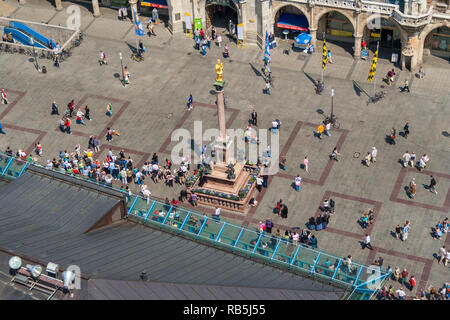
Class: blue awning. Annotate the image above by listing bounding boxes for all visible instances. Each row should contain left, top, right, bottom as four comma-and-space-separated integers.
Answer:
276, 13, 309, 32
140, 0, 168, 9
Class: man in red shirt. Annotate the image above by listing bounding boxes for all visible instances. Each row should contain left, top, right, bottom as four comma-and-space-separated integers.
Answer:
64, 118, 72, 135
361, 38, 367, 49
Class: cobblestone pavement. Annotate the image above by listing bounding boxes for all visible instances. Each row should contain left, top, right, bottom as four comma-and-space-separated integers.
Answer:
1, 0, 449, 297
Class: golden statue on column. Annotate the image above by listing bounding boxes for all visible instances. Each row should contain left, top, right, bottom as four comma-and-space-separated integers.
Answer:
215, 59, 224, 83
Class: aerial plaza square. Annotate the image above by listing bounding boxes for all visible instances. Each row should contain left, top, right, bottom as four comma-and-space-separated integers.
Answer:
0, 0, 448, 302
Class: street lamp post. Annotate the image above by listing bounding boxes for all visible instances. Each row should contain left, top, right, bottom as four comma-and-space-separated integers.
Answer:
330, 88, 335, 121
30, 38, 39, 71
119, 52, 124, 85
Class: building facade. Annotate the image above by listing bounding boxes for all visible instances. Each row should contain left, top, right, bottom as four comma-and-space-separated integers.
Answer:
56, 0, 450, 69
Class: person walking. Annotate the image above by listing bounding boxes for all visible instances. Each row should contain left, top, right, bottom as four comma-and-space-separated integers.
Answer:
401, 79, 410, 93
402, 221, 411, 241
251, 109, 257, 126
0, 121, 6, 134
409, 178, 416, 199
445, 250, 450, 266
429, 175, 437, 194
363, 233, 373, 250
402, 151, 411, 168
187, 94, 193, 111
280, 204, 288, 219
364, 152, 371, 167
396, 287, 406, 300
403, 122, 410, 138
263, 78, 271, 95
330, 147, 340, 161
303, 155, 309, 172
317, 123, 324, 139
106, 103, 112, 117
400, 268, 409, 285
294, 175, 302, 192
280, 155, 286, 171
371, 147, 377, 163
438, 246, 447, 264
393, 267, 401, 281
217, 34, 222, 47
0, 88, 7, 104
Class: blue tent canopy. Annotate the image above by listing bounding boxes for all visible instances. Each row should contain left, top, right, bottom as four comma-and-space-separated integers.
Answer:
295, 33, 312, 45
276, 13, 309, 32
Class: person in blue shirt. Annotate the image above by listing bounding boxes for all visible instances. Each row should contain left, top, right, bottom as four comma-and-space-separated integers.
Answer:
0, 121, 5, 134
187, 94, 193, 111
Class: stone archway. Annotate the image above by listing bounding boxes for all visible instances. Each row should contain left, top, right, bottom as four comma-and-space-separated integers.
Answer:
420, 22, 450, 60
315, 8, 356, 38
272, 4, 310, 40
272, 3, 310, 27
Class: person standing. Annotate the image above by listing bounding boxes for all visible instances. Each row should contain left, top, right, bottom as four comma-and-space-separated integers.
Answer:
429, 175, 437, 194
67, 99, 75, 118
371, 147, 377, 163
64, 117, 72, 134
409, 178, 416, 199
217, 34, 222, 47
403, 122, 410, 138
280, 204, 288, 219
396, 287, 406, 300
0, 121, 6, 134
303, 155, 309, 172
317, 123, 324, 139
251, 109, 257, 126
99, 50, 107, 65
84, 105, 91, 121
400, 268, 409, 285
214, 207, 221, 222
402, 151, 411, 168
280, 155, 286, 171
389, 127, 396, 145
123, 66, 130, 86
324, 121, 331, 136
395, 224, 402, 240
438, 246, 446, 264
256, 175, 263, 192
402, 221, 411, 241
363, 233, 373, 250
263, 78, 271, 95
51, 101, 59, 115
294, 175, 302, 192
327, 50, 334, 63
408, 276, 416, 291
211, 26, 216, 40
0, 88, 7, 104
409, 152, 416, 167
418, 65, 425, 79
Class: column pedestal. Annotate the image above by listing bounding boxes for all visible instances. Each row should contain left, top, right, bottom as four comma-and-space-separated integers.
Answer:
92, 0, 101, 17
55, 0, 63, 11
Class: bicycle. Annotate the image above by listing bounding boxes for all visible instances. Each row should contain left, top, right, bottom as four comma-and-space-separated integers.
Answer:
367, 91, 386, 105
131, 52, 144, 62
323, 115, 340, 129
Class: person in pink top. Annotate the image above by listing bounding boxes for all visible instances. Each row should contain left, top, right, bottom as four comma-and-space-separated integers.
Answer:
303, 156, 309, 172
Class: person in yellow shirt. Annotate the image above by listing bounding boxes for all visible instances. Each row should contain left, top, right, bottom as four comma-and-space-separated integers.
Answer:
317, 123, 324, 139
